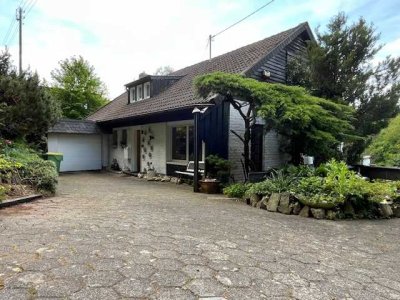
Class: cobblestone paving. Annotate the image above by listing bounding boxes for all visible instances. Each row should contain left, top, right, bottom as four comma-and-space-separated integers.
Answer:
1, 172, 400, 299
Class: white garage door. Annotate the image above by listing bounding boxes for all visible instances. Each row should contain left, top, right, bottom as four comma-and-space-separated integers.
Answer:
48, 133, 102, 172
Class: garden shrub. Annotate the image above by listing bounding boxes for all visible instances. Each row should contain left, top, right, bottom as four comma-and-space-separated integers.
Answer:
0, 139, 58, 194
0, 185, 9, 201
205, 155, 231, 185
294, 160, 399, 209
21, 160, 58, 194
223, 183, 250, 198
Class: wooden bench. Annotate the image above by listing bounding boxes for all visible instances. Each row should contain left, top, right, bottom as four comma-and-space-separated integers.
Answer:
175, 161, 205, 179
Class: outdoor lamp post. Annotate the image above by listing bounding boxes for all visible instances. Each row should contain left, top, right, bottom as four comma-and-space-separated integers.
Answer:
192, 105, 212, 192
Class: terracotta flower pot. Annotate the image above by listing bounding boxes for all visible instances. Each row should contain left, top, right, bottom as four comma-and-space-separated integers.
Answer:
199, 180, 220, 194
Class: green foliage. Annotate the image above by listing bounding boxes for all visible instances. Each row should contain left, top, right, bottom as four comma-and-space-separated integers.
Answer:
287, 13, 400, 162
195, 72, 356, 163
223, 183, 249, 198
245, 169, 297, 197
365, 115, 400, 167
0, 139, 58, 194
51, 56, 108, 119
294, 159, 398, 208
205, 155, 231, 183
0, 51, 61, 146
0, 185, 9, 201
22, 160, 58, 194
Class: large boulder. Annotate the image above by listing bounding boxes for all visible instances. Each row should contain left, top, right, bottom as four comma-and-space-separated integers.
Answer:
278, 193, 292, 214
250, 194, 261, 207
311, 208, 326, 219
299, 206, 310, 217
292, 202, 302, 215
393, 206, 400, 218
256, 196, 269, 210
326, 210, 337, 220
267, 193, 280, 212
379, 202, 393, 218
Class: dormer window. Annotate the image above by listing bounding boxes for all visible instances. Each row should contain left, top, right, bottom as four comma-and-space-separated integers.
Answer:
137, 84, 143, 100
144, 82, 150, 99
129, 87, 136, 103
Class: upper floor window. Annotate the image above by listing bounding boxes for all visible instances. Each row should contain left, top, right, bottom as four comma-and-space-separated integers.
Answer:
137, 84, 143, 100
129, 81, 150, 104
144, 82, 150, 99
112, 130, 118, 148
129, 87, 136, 103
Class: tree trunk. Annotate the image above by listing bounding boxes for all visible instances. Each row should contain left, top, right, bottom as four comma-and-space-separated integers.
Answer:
243, 118, 251, 178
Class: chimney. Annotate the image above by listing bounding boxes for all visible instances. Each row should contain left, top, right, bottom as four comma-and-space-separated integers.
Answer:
138, 71, 148, 79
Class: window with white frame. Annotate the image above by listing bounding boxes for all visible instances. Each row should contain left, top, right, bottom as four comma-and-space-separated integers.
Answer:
170, 125, 202, 161
129, 87, 136, 103
144, 82, 150, 99
137, 84, 143, 100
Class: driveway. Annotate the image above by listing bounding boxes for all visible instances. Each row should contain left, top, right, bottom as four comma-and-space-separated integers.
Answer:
0, 172, 400, 299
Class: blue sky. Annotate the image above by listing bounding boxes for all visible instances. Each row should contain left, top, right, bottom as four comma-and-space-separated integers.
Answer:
0, 0, 399, 98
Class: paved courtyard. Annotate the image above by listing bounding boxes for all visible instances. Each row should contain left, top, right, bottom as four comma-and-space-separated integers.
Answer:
0, 172, 400, 299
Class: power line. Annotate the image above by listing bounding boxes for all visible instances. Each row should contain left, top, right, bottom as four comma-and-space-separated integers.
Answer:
2, 18, 17, 45
208, 0, 275, 59
7, 25, 18, 46
22, 0, 33, 10
25, 0, 38, 17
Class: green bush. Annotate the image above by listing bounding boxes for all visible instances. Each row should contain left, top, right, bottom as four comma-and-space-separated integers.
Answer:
0, 139, 58, 194
205, 155, 231, 184
223, 183, 249, 198
294, 160, 399, 209
298, 194, 342, 209
0, 185, 8, 201
365, 115, 400, 167
364, 181, 398, 203
22, 160, 58, 194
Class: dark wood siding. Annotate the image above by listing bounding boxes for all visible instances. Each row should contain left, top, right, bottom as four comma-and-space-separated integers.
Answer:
250, 34, 308, 83
151, 78, 181, 97
251, 124, 264, 171
198, 101, 230, 159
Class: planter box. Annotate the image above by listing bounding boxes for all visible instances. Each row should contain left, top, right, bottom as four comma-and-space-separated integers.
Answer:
199, 180, 220, 194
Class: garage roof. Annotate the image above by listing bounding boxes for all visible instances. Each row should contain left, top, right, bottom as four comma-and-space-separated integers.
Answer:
48, 119, 100, 134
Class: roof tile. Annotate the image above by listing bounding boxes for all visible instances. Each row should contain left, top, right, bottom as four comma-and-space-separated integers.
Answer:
88, 23, 308, 123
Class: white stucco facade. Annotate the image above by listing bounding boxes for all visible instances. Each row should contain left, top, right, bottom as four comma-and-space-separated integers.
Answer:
110, 121, 194, 175
47, 133, 102, 172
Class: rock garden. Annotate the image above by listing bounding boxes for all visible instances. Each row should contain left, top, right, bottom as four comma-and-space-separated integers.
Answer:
223, 160, 400, 220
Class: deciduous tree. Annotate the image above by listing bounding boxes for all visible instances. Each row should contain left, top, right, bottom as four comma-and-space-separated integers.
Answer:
51, 56, 108, 119
365, 114, 400, 167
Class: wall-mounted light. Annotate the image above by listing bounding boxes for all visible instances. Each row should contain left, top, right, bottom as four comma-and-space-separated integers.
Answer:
262, 70, 271, 79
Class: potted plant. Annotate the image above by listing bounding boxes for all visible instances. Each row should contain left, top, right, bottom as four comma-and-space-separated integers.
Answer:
199, 155, 231, 194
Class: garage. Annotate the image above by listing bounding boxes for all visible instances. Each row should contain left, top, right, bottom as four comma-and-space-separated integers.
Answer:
47, 119, 103, 172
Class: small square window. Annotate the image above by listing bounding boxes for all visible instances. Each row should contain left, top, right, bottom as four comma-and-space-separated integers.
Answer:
144, 82, 150, 99
137, 85, 143, 100
112, 131, 118, 147
129, 87, 136, 103
121, 129, 127, 147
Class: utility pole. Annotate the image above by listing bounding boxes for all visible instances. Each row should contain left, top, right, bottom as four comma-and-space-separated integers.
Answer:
209, 34, 213, 60
16, 6, 23, 75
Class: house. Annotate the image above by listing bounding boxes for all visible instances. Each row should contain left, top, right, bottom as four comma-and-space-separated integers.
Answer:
48, 22, 313, 179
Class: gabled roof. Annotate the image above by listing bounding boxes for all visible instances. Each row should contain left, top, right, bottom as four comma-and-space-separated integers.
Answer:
88, 22, 312, 123
48, 119, 100, 134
